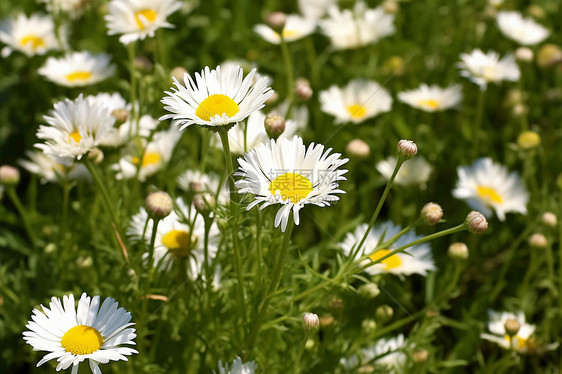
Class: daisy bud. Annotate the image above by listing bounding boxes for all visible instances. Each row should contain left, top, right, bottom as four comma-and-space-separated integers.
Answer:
0, 165, 20, 187
375, 305, 393, 322
303, 312, 319, 331
448, 242, 469, 260
537, 44, 562, 68
44, 243, 57, 254
76, 256, 93, 268
512, 103, 528, 117
267, 11, 286, 31
426, 309, 440, 318
397, 139, 417, 159
541, 212, 557, 227
383, 0, 399, 14
528, 4, 545, 18
328, 296, 343, 311
171, 66, 188, 82
504, 318, 521, 337
358, 283, 380, 299
264, 114, 285, 139
111, 108, 129, 125
319, 314, 334, 328
193, 192, 216, 215
361, 319, 376, 333
189, 180, 204, 193
517, 130, 540, 149
529, 233, 547, 248
295, 78, 313, 100
465, 211, 488, 234
421, 202, 443, 225
145, 191, 173, 220
346, 139, 370, 158
516, 47, 534, 63
413, 349, 429, 363
88, 147, 104, 164
382, 56, 405, 77
265, 91, 279, 105
133, 55, 153, 72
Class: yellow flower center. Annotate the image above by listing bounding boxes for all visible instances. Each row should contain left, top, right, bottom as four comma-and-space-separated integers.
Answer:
504, 335, 527, 351
417, 99, 440, 109
281, 29, 297, 38
482, 66, 496, 81
517, 131, 540, 150
132, 152, 161, 168
195, 94, 240, 122
269, 172, 313, 204
65, 71, 93, 82
68, 130, 82, 144
135, 9, 157, 30
20, 35, 45, 50
477, 185, 503, 204
347, 104, 367, 120
61, 325, 103, 355
161, 230, 191, 253
369, 249, 402, 270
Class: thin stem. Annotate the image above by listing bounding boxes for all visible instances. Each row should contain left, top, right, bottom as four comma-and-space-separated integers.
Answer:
280, 34, 295, 118
6, 188, 37, 247
59, 180, 72, 251
293, 331, 311, 374
127, 42, 137, 138
473, 88, 486, 158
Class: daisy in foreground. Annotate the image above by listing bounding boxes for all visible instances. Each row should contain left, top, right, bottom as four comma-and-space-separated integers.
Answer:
452, 158, 528, 221
23, 293, 137, 373
105, 0, 182, 45
235, 135, 348, 232
161, 65, 274, 130
457, 49, 520, 90
340, 221, 435, 277
398, 84, 463, 112
0, 13, 64, 57
254, 14, 316, 44
217, 356, 257, 374
39, 51, 115, 87
496, 11, 549, 46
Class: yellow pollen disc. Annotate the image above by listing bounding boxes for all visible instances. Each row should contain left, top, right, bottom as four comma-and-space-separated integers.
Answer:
347, 104, 367, 120
269, 172, 313, 204
61, 325, 103, 355
477, 185, 503, 204
133, 152, 161, 168
135, 9, 157, 30
281, 29, 297, 38
161, 230, 191, 252
504, 335, 527, 351
369, 249, 402, 270
68, 130, 82, 144
65, 71, 93, 82
195, 94, 240, 122
417, 99, 440, 109
482, 66, 496, 81
20, 35, 45, 50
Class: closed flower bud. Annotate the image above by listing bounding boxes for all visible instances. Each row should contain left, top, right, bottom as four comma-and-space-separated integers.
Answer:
193, 192, 216, 215
0, 165, 20, 187
171, 66, 188, 82
375, 305, 393, 322
541, 212, 557, 227
516, 47, 534, 62
146, 191, 173, 220
346, 139, 370, 158
537, 44, 562, 68
383, 0, 399, 14
111, 108, 129, 125
413, 349, 429, 363
319, 314, 334, 328
397, 139, 417, 159
517, 131, 540, 149
76, 256, 93, 268
303, 312, 319, 331
528, 233, 547, 248
265, 91, 279, 105
88, 147, 104, 164
358, 283, 380, 299
295, 78, 313, 100
448, 242, 469, 259
134, 55, 153, 72
267, 11, 286, 30
421, 202, 443, 225
361, 319, 376, 333
466, 211, 488, 234
328, 296, 343, 311
264, 114, 285, 139
504, 318, 521, 337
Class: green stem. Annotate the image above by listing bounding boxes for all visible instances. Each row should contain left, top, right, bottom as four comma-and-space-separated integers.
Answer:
293, 331, 311, 374
59, 180, 72, 250
473, 88, 486, 158
6, 188, 37, 248
127, 42, 138, 138
280, 34, 295, 118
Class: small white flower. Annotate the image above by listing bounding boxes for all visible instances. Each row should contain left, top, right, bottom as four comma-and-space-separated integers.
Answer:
319, 1, 394, 50
217, 356, 257, 374
340, 222, 435, 277
38, 51, 115, 87
161, 65, 274, 130
18, 151, 89, 183
298, 0, 336, 21
319, 79, 392, 124
398, 84, 463, 112
480, 311, 535, 352
340, 335, 407, 373
452, 157, 528, 221
22, 293, 137, 374
36, 94, 115, 160
376, 156, 432, 187
39, 0, 88, 18
235, 135, 348, 232
254, 14, 316, 44
0, 13, 64, 57
457, 49, 520, 90
105, 0, 182, 45
497, 11, 549, 46
177, 169, 230, 205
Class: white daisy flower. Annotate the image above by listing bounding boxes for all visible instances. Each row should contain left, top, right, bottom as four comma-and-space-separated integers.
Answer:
340, 222, 435, 277
376, 156, 433, 188
177, 169, 229, 206
38, 51, 115, 87
398, 84, 463, 112
18, 151, 89, 184
112, 125, 180, 181
497, 11, 549, 46
36, 94, 115, 160
452, 157, 528, 221
298, 0, 336, 21
319, 79, 392, 124
127, 197, 220, 277
0, 13, 64, 57
160, 65, 274, 130
340, 334, 407, 373
39, 0, 88, 18
235, 135, 348, 232
105, 0, 182, 45
480, 310, 535, 353
319, 2, 395, 50
217, 356, 257, 374
457, 49, 520, 90
22, 293, 137, 374
254, 14, 316, 44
